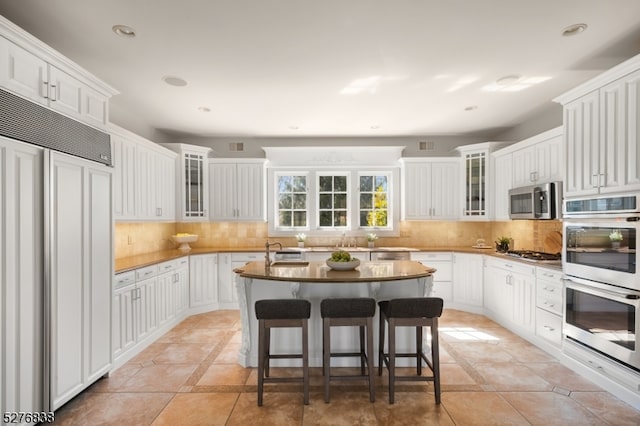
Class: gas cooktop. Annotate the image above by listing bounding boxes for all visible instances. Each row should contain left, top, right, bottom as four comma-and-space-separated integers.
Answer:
506, 250, 561, 262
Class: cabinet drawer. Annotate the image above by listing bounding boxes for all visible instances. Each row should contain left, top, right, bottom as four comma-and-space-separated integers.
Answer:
536, 267, 562, 282
535, 308, 562, 346
135, 264, 158, 280
231, 252, 262, 262
158, 259, 179, 274
176, 257, 189, 268
536, 294, 563, 315
114, 271, 135, 289
411, 252, 452, 263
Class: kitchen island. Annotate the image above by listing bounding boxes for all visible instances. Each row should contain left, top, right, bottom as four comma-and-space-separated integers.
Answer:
234, 260, 436, 367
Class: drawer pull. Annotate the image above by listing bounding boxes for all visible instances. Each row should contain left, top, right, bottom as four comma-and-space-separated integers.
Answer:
543, 325, 555, 332
543, 286, 555, 292
544, 301, 555, 308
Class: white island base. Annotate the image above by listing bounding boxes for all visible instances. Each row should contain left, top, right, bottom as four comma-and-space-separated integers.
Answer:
235, 270, 434, 368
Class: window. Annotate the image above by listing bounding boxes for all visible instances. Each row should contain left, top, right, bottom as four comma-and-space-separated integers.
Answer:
318, 174, 349, 228
276, 174, 307, 228
269, 168, 399, 236
359, 174, 389, 228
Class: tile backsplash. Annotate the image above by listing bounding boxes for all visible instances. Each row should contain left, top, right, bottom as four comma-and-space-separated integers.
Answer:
115, 220, 563, 259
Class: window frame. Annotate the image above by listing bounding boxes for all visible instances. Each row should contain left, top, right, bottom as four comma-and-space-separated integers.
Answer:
267, 166, 400, 237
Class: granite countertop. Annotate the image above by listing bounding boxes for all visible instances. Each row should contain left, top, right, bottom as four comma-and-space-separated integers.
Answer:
115, 246, 562, 273
234, 260, 436, 283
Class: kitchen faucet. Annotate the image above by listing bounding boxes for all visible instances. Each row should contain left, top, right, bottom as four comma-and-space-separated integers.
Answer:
265, 241, 282, 268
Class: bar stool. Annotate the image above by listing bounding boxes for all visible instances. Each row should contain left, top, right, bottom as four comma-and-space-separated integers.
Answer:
378, 297, 444, 404
255, 298, 311, 406
321, 297, 376, 403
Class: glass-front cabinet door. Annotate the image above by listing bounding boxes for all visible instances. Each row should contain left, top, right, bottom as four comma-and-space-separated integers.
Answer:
184, 152, 206, 218
463, 151, 487, 217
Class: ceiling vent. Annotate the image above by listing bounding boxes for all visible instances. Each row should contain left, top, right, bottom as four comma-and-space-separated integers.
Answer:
229, 142, 244, 152
419, 141, 435, 151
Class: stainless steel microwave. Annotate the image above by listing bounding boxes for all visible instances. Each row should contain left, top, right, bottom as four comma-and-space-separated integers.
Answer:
508, 182, 562, 220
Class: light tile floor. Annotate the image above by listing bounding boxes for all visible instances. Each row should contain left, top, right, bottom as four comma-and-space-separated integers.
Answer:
52, 309, 640, 425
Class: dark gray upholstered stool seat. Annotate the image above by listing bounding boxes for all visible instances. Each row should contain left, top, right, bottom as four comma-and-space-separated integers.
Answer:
255, 299, 311, 406
321, 297, 376, 403
378, 297, 444, 404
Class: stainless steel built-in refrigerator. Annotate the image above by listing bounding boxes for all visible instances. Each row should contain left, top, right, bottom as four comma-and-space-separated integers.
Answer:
0, 88, 113, 420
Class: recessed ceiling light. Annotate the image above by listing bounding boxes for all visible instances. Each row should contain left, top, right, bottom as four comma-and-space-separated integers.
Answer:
562, 23, 587, 37
464, 105, 478, 111
289, 126, 299, 130
198, 106, 211, 112
112, 25, 136, 38
370, 125, 380, 129
162, 76, 188, 87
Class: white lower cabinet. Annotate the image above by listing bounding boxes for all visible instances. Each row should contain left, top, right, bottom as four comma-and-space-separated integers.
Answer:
190, 254, 219, 309
218, 252, 262, 308
452, 253, 484, 308
483, 257, 535, 333
411, 252, 453, 302
535, 267, 564, 347
112, 257, 189, 365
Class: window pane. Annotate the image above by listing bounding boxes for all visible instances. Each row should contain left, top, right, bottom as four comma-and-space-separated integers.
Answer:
279, 211, 292, 227
279, 193, 292, 209
334, 176, 347, 191
375, 175, 387, 191
293, 194, 306, 209
319, 211, 332, 226
334, 193, 347, 209
293, 176, 306, 192
360, 175, 373, 191
334, 211, 347, 227
360, 193, 372, 209
319, 176, 333, 192
278, 176, 292, 193
293, 211, 307, 227
360, 211, 369, 226
319, 194, 332, 209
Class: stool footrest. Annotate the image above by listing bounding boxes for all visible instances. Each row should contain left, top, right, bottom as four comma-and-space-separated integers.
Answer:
262, 377, 305, 384
266, 354, 303, 359
329, 352, 367, 358
329, 374, 373, 381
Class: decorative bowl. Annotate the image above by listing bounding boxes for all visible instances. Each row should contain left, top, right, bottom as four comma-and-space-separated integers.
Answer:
326, 259, 360, 271
171, 234, 198, 251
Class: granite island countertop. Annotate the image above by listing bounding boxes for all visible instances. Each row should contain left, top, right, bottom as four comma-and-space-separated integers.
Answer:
233, 260, 436, 283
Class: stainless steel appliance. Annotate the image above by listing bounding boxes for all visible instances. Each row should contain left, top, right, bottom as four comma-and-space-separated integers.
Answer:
563, 194, 639, 291
563, 276, 640, 371
562, 193, 640, 371
506, 249, 561, 264
508, 181, 562, 220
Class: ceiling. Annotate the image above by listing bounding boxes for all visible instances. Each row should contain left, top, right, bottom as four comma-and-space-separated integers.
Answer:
1, 0, 640, 140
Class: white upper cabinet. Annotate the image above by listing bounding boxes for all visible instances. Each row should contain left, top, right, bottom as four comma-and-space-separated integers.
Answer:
209, 159, 265, 221
162, 144, 211, 221
491, 126, 563, 220
555, 54, 640, 197
512, 128, 563, 187
456, 142, 506, 220
111, 125, 176, 221
492, 151, 513, 220
0, 27, 116, 130
402, 158, 459, 220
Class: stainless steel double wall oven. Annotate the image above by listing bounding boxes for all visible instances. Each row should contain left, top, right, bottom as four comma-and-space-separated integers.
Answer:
562, 193, 639, 371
